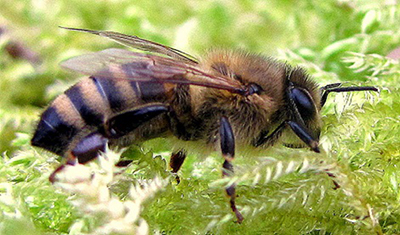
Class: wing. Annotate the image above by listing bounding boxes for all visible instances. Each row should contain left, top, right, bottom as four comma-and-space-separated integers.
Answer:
60, 27, 198, 64
60, 48, 245, 94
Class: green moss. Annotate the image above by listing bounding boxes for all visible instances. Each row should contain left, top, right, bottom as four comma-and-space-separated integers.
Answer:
0, 1, 399, 234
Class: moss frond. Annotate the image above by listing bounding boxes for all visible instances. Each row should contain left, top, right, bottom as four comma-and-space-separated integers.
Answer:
1, 0, 399, 234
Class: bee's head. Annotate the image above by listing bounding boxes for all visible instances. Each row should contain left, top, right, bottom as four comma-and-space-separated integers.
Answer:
282, 68, 322, 151
283, 67, 378, 152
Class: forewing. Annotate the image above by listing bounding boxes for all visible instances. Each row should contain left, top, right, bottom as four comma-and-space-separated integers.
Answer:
60, 27, 198, 64
61, 48, 148, 75
60, 48, 245, 94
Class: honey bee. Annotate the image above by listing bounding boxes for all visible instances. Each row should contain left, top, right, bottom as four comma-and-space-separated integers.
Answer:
31, 27, 378, 223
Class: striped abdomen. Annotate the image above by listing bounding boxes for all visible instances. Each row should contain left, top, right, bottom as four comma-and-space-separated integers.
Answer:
31, 76, 171, 156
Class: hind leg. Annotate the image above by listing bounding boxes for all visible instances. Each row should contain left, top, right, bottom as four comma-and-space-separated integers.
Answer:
50, 104, 168, 182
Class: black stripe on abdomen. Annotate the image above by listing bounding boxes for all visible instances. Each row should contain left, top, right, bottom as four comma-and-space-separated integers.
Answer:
65, 85, 104, 126
92, 77, 125, 112
130, 81, 167, 103
31, 107, 78, 156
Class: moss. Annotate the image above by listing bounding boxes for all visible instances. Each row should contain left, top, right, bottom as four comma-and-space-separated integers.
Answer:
0, 1, 399, 234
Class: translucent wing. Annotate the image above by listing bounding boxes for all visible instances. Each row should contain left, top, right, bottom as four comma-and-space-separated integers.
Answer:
60, 27, 198, 64
60, 48, 245, 94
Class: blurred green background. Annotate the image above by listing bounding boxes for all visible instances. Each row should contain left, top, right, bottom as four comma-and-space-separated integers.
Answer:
0, 0, 399, 234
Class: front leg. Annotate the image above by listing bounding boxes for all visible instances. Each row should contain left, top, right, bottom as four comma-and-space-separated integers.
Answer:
253, 121, 286, 147
220, 116, 244, 223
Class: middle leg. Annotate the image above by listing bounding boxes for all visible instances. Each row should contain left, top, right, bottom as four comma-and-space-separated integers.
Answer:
220, 116, 244, 223
169, 150, 187, 184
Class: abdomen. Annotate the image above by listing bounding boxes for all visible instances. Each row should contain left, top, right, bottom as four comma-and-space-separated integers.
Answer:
31, 76, 172, 157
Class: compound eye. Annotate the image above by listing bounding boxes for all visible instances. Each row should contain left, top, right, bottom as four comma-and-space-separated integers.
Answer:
290, 88, 316, 119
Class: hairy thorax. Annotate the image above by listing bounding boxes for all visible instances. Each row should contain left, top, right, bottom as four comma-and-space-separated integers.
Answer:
185, 50, 288, 149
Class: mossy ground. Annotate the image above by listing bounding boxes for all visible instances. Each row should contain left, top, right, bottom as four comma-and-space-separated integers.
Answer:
0, 1, 399, 234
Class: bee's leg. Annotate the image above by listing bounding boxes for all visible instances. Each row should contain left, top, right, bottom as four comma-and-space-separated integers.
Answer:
104, 104, 169, 138
284, 121, 340, 188
115, 160, 134, 167
253, 121, 286, 147
255, 120, 320, 153
49, 131, 107, 182
220, 116, 244, 223
167, 108, 195, 141
325, 171, 341, 190
169, 150, 187, 184
49, 153, 77, 183
103, 104, 169, 166
287, 121, 320, 153
51, 104, 168, 181
72, 132, 108, 164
